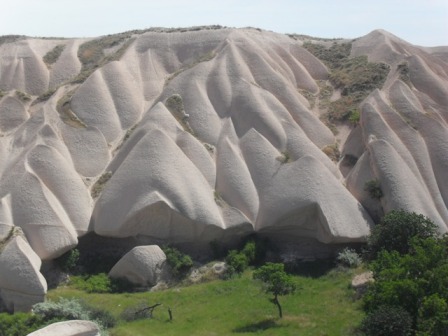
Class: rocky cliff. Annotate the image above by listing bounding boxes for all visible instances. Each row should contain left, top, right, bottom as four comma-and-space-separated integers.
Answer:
0, 26, 447, 311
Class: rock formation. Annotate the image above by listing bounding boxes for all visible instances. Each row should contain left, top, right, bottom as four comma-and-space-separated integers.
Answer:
0, 228, 47, 312
109, 245, 167, 287
27, 320, 100, 336
0, 26, 447, 310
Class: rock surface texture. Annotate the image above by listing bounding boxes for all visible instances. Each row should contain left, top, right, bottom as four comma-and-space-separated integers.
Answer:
0, 228, 47, 312
109, 245, 167, 286
27, 320, 100, 336
0, 27, 447, 309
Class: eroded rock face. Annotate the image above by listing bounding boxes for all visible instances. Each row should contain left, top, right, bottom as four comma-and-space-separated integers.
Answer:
27, 320, 100, 336
109, 245, 167, 287
0, 27, 447, 309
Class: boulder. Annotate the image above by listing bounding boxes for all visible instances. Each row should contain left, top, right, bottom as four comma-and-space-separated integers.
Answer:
188, 262, 228, 284
0, 230, 47, 312
27, 320, 100, 336
351, 271, 374, 298
109, 245, 167, 287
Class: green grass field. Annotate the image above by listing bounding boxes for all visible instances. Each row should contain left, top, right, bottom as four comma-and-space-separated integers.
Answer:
48, 266, 364, 336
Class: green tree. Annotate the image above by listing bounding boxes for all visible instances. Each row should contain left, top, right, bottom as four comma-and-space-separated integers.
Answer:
366, 210, 438, 259
417, 294, 448, 336
253, 263, 296, 318
363, 235, 448, 332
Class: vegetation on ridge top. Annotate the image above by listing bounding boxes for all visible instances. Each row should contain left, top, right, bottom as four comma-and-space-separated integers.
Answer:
303, 41, 390, 131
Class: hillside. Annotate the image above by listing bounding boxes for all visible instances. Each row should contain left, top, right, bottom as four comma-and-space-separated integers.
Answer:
0, 26, 447, 311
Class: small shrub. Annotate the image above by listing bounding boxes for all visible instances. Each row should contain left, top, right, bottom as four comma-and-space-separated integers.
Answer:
276, 151, 291, 164
225, 250, 248, 277
34, 88, 56, 104
165, 94, 195, 135
70, 273, 112, 293
163, 246, 193, 279
0, 312, 44, 336
348, 109, 360, 125
33, 298, 113, 334
214, 190, 228, 207
322, 144, 340, 162
91, 171, 112, 199
87, 306, 116, 329
360, 305, 413, 336
364, 179, 383, 199
15, 90, 31, 102
0, 35, 25, 46
54, 248, 79, 273
337, 248, 362, 268
398, 62, 411, 86
241, 235, 269, 265
303, 42, 352, 69
241, 240, 256, 263
43, 44, 65, 66
33, 297, 89, 321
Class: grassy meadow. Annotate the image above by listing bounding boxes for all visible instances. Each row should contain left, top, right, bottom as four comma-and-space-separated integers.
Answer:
48, 265, 364, 336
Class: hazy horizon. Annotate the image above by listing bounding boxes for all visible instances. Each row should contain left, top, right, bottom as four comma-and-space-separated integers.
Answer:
1, 0, 447, 46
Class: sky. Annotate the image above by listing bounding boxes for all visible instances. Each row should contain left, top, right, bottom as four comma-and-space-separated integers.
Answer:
1, 0, 447, 46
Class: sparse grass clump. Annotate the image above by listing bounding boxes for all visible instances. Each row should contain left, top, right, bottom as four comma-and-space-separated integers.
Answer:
0, 35, 25, 46
165, 94, 195, 135
364, 179, 383, 200
43, 44, 65, 67
213, 190, 228, 207
91, 171, 112, 199
329, 55, 389, 95
321, 143, 340, 162
56, 90, 87, 128
304, 42, 390, 131
34, 88, 56, 104
276, 151, 291, 164
398, 61, 411, 86
15, 90, 31, 102
72, 33, 136, 84
326, 56, 389, 125
303, 41, 351, 69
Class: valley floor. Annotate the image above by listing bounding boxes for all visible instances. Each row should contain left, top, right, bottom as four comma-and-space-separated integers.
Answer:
48, 265, 364, 336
